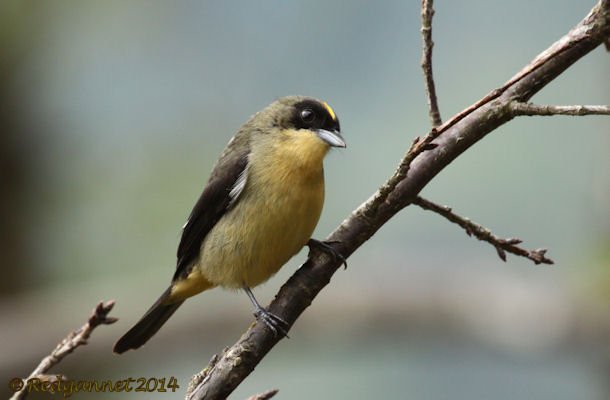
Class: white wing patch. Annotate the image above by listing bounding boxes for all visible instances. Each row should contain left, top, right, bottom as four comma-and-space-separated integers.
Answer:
228, 164, 248, 208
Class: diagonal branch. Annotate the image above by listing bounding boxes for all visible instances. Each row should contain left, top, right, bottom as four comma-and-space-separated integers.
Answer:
510, 102, 610, 116
10, 301, 117, 400
187, 2, 610, 399
412, 196, 554, 265
421, 0, 442, 127
429, 0, 610, 143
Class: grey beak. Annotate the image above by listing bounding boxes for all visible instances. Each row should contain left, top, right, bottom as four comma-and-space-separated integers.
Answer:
317, 129, 346, 148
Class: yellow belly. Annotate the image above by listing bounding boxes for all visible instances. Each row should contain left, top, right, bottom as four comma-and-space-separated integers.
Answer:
198, 181, 324, 288
198, 131, 329, 289
197, 167, 324, 288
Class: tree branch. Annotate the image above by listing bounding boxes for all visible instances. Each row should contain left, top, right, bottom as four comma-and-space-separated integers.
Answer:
510, 102, 610, 116
245, 389, 278, 400
187, 2, 610, 399
421, 0, 442, 127
10, 301, 117, 400
412, 196, 554, 265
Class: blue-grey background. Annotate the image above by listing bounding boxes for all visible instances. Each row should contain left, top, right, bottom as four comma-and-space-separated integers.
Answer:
1, 1, 609, 399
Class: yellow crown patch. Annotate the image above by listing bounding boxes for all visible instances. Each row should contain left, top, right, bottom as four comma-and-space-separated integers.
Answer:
322, 101, 337, 121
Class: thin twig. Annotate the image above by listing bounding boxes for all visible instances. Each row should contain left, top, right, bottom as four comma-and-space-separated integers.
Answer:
372, 131, 438, 215
245, 389, 279, 400
412, 196, 554, 265
9, 301, 118, 400
511, 102, 610, 116
186, 352, 221, 400
421, 0, 442, 127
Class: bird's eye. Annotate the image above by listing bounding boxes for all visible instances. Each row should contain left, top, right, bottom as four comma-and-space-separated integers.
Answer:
300, 109, 315, 123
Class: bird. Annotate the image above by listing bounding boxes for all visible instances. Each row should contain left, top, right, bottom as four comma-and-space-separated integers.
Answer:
113, 96, 345, 353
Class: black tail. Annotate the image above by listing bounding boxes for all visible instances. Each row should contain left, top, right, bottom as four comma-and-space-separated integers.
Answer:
113, 287, 184, 354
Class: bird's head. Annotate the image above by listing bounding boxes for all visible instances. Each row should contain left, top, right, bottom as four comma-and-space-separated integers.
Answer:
253, 96, 345, 150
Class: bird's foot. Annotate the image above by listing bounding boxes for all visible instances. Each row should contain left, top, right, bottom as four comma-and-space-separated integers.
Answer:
307, 239, 348, 269
243, 286, 290, 338
253, 306, 290, 338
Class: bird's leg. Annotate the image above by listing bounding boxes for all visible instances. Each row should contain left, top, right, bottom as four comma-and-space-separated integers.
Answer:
307, 239, 347, 269
243, 286, 290, 338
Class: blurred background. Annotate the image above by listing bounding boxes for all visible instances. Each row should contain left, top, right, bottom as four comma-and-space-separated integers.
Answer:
1, 1, 609, 399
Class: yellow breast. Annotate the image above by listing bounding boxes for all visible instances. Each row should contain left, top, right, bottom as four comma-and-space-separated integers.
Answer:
197, 129, 330, 289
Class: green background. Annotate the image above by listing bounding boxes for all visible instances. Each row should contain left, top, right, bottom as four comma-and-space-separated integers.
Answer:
1, 1, 609, 399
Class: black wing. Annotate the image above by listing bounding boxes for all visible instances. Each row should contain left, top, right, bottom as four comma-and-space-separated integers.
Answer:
173, 133, 250, 281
